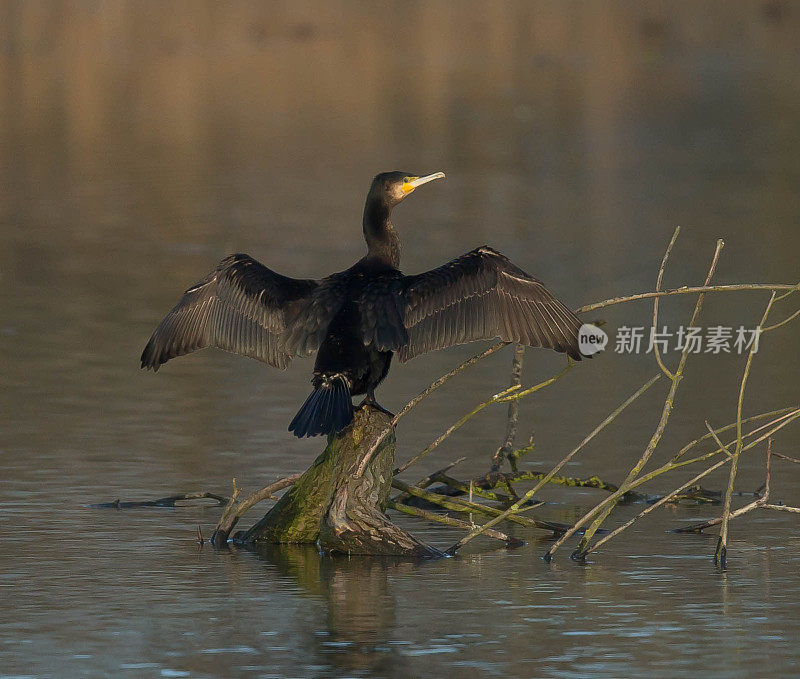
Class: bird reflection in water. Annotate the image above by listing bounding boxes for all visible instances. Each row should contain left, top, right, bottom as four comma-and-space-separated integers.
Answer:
252, 543, 415, 675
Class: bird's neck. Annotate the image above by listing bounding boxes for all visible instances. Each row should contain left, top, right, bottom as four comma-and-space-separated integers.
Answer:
363, 199, 400, 268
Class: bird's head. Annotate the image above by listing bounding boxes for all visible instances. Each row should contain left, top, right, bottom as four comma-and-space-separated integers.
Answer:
369, 170, 446, 208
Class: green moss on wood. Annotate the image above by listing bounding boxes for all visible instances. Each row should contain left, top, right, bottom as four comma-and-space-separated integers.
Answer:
242, 407, 440, 557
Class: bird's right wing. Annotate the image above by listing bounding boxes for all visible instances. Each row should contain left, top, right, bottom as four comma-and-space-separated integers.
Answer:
399, 246, 583, 361
141, 254, 344, 371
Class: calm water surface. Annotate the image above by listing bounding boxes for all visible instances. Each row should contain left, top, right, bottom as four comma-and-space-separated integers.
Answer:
1, 3, 799, 677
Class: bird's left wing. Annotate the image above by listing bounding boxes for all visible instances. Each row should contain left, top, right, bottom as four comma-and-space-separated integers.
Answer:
398, 246, 583, 362
141, 254, 344, 371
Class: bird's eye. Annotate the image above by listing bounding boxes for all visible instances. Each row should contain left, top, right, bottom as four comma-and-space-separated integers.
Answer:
403, 177, 410, 183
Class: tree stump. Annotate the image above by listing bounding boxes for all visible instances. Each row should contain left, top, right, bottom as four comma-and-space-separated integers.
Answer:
241, 406, 443, 557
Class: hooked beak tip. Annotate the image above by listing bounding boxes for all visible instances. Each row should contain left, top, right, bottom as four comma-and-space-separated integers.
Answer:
409, 171, 446, 189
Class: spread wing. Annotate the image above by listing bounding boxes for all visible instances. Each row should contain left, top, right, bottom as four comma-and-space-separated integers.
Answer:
399, 246, 583, 362
141, 254, 344, 371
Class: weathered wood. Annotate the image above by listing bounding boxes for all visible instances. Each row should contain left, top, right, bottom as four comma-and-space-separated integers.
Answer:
241, 406, 442, 557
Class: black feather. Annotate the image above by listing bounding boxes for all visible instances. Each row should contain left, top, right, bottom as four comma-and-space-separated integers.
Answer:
288, 375, 354, 438
399, 246, 583, 361
142, 173, 588, 441
140, 254, 343, 371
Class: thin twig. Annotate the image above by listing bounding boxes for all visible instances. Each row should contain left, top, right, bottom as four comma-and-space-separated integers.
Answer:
674, 439, 773, 533
775, 283, 800, 302
565, 239, 725, 561
762, 504, 800, 513
445, 374, 661, 554
716, 293, 777, 567
395, 361, 573, 475
385, 499, 524, 547
212, 474, 300, 545
575, 283, 797, 314
705, 420, 735, 459
355, 342, 509, 477
492, 344, 526, 471
652, 226, 680, 380
761, 306, 800, 332
547, 407, 800, 551
584, 425, 737, 555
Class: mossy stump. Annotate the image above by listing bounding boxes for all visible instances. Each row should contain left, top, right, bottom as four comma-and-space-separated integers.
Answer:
241, 406, 442, 557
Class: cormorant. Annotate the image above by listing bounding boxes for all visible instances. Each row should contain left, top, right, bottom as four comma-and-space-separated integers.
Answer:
141, 171, 584, 437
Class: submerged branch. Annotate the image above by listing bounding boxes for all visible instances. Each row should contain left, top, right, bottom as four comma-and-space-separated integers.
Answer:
438, 469, 645, 502
89, 491, 230, 509
391, 478, 569, 534
385, 499, 524, 547
676, 440, 773, 535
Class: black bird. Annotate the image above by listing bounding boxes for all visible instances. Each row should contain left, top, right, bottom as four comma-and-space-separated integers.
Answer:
141, 171, 584, 437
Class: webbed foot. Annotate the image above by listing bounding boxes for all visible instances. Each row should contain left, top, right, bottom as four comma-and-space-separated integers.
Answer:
358, 390, 394, 417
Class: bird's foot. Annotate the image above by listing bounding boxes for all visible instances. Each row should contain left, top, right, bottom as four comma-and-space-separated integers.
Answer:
358, 396, 394, 418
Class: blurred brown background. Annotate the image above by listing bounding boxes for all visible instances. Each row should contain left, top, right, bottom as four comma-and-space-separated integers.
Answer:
1, 3, 799, 678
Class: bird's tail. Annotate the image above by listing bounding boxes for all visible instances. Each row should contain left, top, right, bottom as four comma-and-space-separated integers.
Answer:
288, 374, 355, 438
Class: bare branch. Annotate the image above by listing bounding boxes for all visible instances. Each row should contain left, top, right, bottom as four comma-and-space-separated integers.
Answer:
563, 239, 726, 561
355, 342, 509, 477
575, 282, 797, 314
675, 440, 773, 534
385, 499, 524, 547
492, 344, 525, 471
446, 374, 661, 555
652, 226, 681, 380
395, 361, 573, 476
762, 306, 800, 333
212, 474, 300, 546
716, 293, 776, 568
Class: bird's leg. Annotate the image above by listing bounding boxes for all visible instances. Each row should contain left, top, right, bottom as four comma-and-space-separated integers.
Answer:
358, 388, 394, 417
